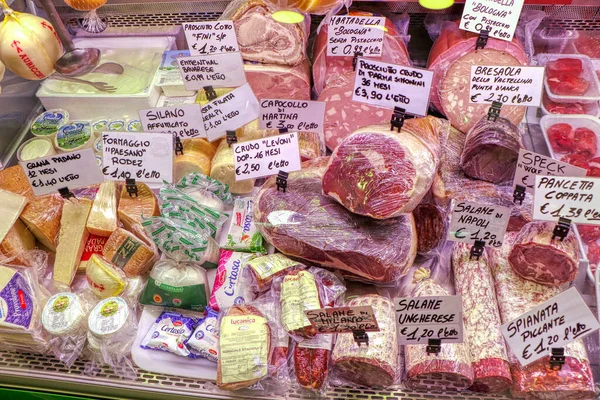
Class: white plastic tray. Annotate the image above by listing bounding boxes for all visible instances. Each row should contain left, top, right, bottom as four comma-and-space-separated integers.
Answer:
537, 53, 600, 104
541, 91, 599, 117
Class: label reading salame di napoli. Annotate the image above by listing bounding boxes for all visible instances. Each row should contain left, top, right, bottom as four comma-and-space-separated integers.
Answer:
177, 52, 246, 91
326, 16, 386, 57
469, 66, 545, 107
304, 306, 380, 334
259, 99, 326, 134
202, 83, 259, 141
513, 149, 587, 195
139, 104, 206, 138
352, 58, 433, 116
460, 0, 525, 41
102, 131, 173, 184
447, 200, 510, 248
500, 287, 600, 366
20, 148, 103, 196
183, 21, 239, 56
533, 176, 600, 225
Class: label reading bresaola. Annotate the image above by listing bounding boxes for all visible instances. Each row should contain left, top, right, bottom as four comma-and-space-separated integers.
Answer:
352, 58, 433, 116
460, 0, 525, 41
259, 99, 326, 134
202, 83, 259, 141
139, 104, 207, 138
326, 15, 386, 57
394, 296, 464, 345
304, 306, 380, 334
513, 149, 587, 195
469, 66, 545, 107
500, 287, 600, 366
102, 131, 173, 184
533, 176, 600, 225
20, 148, 103, 196
183, 21, 239, 56
447, 200, 510, 248
177, 52, 246, 91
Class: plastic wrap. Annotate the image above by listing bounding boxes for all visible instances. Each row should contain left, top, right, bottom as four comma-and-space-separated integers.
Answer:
0, 219, 35, 265
86, 181, 119, 237
413, 191, 448, 255
291, 334, 333, 393
490, 232, 595, 400
460, 116, 522, 184
188, 306, 220, 362
85, 254, 127, 298
117, 182, 160, 231
140, 311, 196, 357
254, 159, 417, 285
211, 140, 255, 195
508, 221, 580, 286
537, 54, 600, 103
220, 0, 309, 66
322, 117, 447, 219
405, 268, 474, 391
102, 228, 156, 277
245, 60, 311, 101
139, 259, 210, 312
209, 250, 258, 311
248, 253, 305, 292
221, 197, 266, 253
451, 244, 512, 393
330, 294, 398, 387
175, 172, 234, 212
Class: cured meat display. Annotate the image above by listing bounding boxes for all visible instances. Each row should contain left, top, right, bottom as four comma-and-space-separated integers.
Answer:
405, 268, 474, 391
508, 221, 580, 286
413, 196, 447, 254
452, 244, 511, 393
427, 21, 528, 133
546, 58, 590, 96
254, 161, 417, 284
490, 233, 595, 400
331, 295, 398, 387
245, 60, 311, 100
460, 116, 522, 184
322, 117, 446, 219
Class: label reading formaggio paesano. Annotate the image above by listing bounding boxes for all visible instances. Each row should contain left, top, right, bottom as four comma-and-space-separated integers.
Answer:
220, 315, 269, 384
280, 271, 320, 332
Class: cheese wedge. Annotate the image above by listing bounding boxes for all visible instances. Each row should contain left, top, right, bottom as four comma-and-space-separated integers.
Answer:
0, 189, 28, 244
103, 228, 155, 277
86, 181, 118, 237
20, 194, 63, 252
0, 220, 35, 265
54, 198, 92, 287
117, 182, 159, 231
174, 153, 212, 183
85, 254, 126, 298
182, 138, 218, 159
0, 165, 33, 199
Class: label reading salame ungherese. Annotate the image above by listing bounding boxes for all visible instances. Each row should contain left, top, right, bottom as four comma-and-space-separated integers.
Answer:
447, 200, 510, 248
326, 15, 386, 57
139, 104, 207, 138
352, 58, 433, 116
177, 52, 246, 91
460, 0, 525, 41
183, 21, 239, 56
259, 99, 326, 134
469, 66, 545, 107
533, 176, 600, 225
304, 306, 380, 334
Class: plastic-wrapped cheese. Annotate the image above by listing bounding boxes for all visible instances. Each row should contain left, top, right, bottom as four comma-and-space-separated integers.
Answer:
102, 228, 155, 277
87, 297, 131, 338
42, 292, 87, 336
86, 181, 119, 237
21, 194, 63, 251
175, 173, 233, 212
0, 220, 35, 265
117, 182, 160, 230
210, 140, 255, 194
85, 254, 127, 299
0, 189, 28, 244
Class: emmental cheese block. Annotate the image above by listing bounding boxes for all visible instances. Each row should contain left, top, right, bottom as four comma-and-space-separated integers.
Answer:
0, 220, 35, 265
117, 182, 159, 231
0, 189, 28, 244
86, 181, 118, 237
210, 140, 255, 194
20, 194, 63, 252
102, 228, 155, 277
54, 198, 92, 287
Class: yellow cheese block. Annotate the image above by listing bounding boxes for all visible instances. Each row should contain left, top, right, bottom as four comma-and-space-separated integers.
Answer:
86, 181, 118, 237
54, 198, 92, 287
20, 194, 63, 252
0, 189, 28, 244
182, 138, 218, 158
0, 220, 35, 265
174, 153, 212, 183
210, 140, 254, 194
117, 182, 159, 231
85, 254, 126, 299
102, 228, 155, 277
0, 165, 33, 199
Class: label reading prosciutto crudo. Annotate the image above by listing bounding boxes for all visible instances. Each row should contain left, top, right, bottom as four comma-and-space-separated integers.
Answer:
394, 296, 464, 345
469, 66, 545, 107
183, 21, 239, 56
500, 287, 600, 366
326, 16, 386, 57
447, 200, 511, 248
305, 305, 379, 334
460, 0, 525, 41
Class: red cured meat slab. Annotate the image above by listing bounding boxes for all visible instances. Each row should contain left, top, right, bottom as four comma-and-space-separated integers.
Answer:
546, 58, 584, 80
577, 225, 600, 244
543, 94, 586, 115
548, 75, 590, 96
573, 127, 597, 159
548, 123, 574, 153
561, 153, 589, 170
413, 200, 447, 254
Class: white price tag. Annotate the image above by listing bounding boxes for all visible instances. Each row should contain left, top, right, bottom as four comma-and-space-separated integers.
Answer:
501, 287, 600, 366
352, 58, 433, 116
233, 132, 301, 181
102, 131, 173, 184
395, 296, 463, 345
20, 148, 103, 196
447, 200, 510, 248
139, 104, 206, 138
533, 176, 600, 225
469, 66, 545, 107
326, 15, 386, 57
259, 99, 325, 134
202, 83, 260, 141
305, 306, 379, 334
177, 52, 246, 91
513, 149, 587, 194
183, 21, 239, 56
460, 0, 525, 41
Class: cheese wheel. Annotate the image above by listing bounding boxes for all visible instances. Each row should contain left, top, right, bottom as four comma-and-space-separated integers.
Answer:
210, 140, 255, 194
0, 189, 28, 244
42, 292, 87, 336
0, 220, 35, 265
86, 181, 119, 237
174, 153, 212, 183
182, 138, 218, 158
87, 297, 130, 338
117, 182, 160, 230
85, 254, 127, 298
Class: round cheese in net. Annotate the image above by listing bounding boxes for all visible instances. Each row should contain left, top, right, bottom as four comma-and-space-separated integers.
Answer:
42, 292, 87, 336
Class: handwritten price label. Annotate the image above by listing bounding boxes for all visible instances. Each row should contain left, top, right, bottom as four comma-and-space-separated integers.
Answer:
177, 52, 246, 91
305, 306, 379, 334
469, 66, 545, 107
460, 0, 525, 41
202, 83, 259, 141
259, 99, 325, 134
327, 15, 385, 57
533, 176, 600, 225
183, 21, 239, 56
447, 201, 510, 248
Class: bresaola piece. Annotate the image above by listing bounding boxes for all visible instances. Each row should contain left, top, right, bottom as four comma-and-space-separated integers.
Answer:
254, 160, 417, 285
460, 116, 521, 184
508, 221, 580, 286
573, 127, 597, 158
322, 117, 446, 219
546, 58, 590, 96
543, 94, 586, 115
548, 123, 575, 153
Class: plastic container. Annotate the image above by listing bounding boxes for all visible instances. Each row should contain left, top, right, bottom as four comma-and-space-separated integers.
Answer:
541, 91, 599, 117
533, 28, 579, 54
537, 53, 600, 104
17, 137, 56, 161
155, 50, 196, 98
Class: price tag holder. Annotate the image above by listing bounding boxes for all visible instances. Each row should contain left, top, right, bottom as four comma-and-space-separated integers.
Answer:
447, 200, 510, 249
500, 287, 600, 366
533, 176, 600, 225
202, 83, 260, 142
394, 296, 463, 345
183, 21, 239, 56
233, 132, 301, 181
139, 104, 206, 139
259, 99, 326, 134
20, 148, 103, 196
460, 0, 525, 41
102, 131, 173, 184
177, 52, 246, 91
513, 149, 587, 195
304, 306, 380, 334
469, 66, 545, 107
327, 15, 386, 57
352, 58, 433, 116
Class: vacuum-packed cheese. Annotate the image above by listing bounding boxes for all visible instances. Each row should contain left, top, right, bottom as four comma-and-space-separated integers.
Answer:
86, 181, 118, 237
102, 228, 155, 277
0, 220, 35, 265
86, 254, 127, 298
211, 140, 255, 194
20, 194, 63, 251
0, 189, 28, 244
